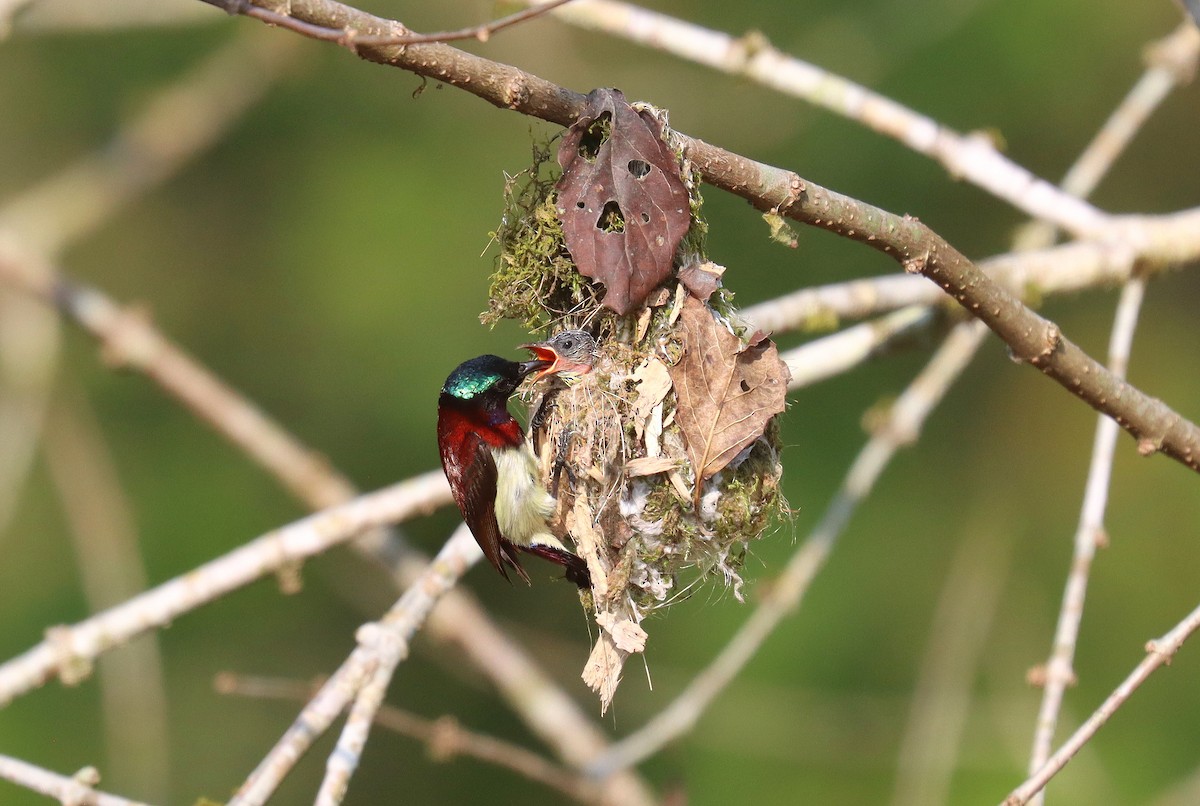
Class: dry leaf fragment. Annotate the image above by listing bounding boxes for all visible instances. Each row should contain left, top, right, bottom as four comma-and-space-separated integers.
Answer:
596, 612, 648, 653
625, 455, 678, 477
556, 88, 691, 315
669, 296, 790, 508
629, 356, 672, 441
582, 636, 623, 712
644, 401, 664, 458
677, 259, 726, 302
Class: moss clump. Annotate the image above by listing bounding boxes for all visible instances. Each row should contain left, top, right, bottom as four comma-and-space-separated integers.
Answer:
482, 145, 605, 333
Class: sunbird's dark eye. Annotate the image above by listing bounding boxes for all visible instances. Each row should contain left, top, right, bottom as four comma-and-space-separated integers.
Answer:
561, 338, 575, 351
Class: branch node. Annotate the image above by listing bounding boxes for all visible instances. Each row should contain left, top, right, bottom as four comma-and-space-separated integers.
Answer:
1137, 436, 1161, 456
730, 30, 772, 72
502, 74, 531, 110
1144, 24, 1200, 84
1040, 323, 1062, 358
428, 715, 463, 761
62, 766, 101, 806
902, 251, 930, 275
1145, 638, 1174, 663
99, 303, 160, 370
777, 172, 805, 214
44, 625, 93, 687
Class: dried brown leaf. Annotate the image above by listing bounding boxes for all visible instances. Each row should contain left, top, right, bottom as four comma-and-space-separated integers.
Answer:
669, 297, 790, 507
556, 88, 691, 315
677, 259, 725, 302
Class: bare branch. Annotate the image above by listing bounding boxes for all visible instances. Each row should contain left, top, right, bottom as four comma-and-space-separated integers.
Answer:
1005, 600, 1200, 805
743, 236, 1151, 335
216, 674, 600, 803
0, 754, 148, 806
513, 0, 1112, 238
229, 523, 477, 806
317, 651, 401, 806
0, 470, 450, 707
1024, 278, 1146, 804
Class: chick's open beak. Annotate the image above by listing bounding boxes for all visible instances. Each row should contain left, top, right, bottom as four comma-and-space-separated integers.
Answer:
517, 343, 559, 382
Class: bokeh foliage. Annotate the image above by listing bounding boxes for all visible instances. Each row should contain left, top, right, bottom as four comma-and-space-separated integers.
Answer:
0, 1, 1199, 804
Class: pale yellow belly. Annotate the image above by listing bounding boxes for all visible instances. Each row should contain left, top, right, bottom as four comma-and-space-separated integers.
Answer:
490, 445, 564, 550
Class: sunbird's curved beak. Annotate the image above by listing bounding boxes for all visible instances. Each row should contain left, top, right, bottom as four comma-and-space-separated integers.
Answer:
518, 355, 552, 379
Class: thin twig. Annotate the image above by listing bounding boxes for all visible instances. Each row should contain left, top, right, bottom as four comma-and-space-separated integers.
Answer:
229, 523, 477, 806
588, 320, 989, 777
0, 470, 449, 707
1014, 22, 1198, 795
316, 652, 400, 805
743, 236, 1150, 335
0, 754, 149, 806
1004, 600, 1200, 805
1024, 279, 1147, 796
215, 674, 599, 803
200, 0, 574, 47
44, 390, 170, 801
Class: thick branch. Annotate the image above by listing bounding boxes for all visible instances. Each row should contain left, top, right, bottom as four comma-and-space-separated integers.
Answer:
205, 0, 1200, 477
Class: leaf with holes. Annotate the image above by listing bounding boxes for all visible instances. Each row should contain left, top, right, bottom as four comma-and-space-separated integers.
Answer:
670, 296, 790, 509
555, 88, 691, 315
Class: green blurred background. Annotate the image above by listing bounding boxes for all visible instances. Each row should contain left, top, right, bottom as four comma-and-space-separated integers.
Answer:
1, 1, 1199, 803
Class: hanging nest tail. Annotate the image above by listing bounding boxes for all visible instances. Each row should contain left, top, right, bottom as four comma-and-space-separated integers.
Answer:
485, 90, 790, 710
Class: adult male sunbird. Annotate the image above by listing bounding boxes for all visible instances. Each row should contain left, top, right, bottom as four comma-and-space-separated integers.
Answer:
437, 338, 591, 589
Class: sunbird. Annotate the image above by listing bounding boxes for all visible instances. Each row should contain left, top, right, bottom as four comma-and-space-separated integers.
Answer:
437, 333, 595, 588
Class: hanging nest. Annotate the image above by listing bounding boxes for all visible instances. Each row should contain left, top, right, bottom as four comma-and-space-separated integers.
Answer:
484, 91, 790, 710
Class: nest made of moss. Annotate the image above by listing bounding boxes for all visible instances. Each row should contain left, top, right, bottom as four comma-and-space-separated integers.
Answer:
485, 125, 789, 710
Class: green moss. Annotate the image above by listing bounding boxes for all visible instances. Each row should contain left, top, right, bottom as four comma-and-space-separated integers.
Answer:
481, 143, 605, 332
